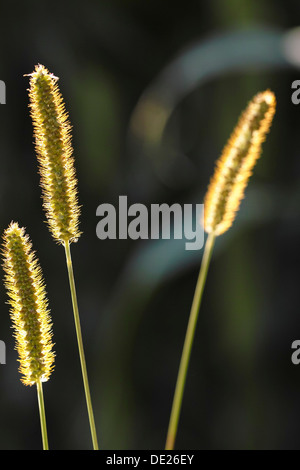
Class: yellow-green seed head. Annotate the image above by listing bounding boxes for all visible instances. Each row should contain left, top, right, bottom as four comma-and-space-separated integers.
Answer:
204, 90, 276, 236
2, 222, 55, 386
27, 64, 81, 244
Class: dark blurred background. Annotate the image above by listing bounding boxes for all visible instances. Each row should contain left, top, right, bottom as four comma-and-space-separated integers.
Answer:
1, 0, 300, 450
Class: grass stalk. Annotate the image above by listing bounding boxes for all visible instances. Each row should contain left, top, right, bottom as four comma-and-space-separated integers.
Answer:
165, 232, 216, 450
64, 240, 99, 450
36, 380, 49, 450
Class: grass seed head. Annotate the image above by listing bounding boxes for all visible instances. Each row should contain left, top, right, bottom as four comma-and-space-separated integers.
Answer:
27, 64, 81, 244
2, 222, 55, 386
204, 90, 276, 236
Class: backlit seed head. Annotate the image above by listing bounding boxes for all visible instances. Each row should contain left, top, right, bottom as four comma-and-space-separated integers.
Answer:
2, 222, 55, 386
27, 64, 81, 244
204, 90, 276, 236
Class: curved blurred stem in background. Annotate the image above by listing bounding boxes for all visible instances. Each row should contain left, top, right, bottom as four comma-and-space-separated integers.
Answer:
165, 232, 216, 450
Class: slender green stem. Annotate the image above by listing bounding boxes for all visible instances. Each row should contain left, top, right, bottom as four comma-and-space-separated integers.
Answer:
165, 232, 216, 450
64, 241, 99, 450
36, 379, 49, 450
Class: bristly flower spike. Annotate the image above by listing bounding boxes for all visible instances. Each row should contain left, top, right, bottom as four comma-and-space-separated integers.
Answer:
165, 90, 276, 451
2, 222, 55, 386
2, 222, 54, 449
204, 90, 276, 236
26, 64, 99, 450
26, 64, 81, 244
